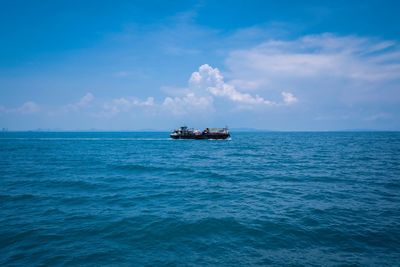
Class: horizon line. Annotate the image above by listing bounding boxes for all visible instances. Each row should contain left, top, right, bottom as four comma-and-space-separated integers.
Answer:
1, 129, 399, 133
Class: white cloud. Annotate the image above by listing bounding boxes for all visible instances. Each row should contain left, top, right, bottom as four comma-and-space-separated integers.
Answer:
0, 101, 40, 114
64, 93, 94, 112
101, 96, 155, 117
226, 34, 400, 85
281, 92, 298, 105
162, 92, 213, 115
94, 63, 294, 117
223, 33, 400, 127
229, 79, 263, 90
17, 101, 40, 114
189, 64, 297, 106
76, 93, 94, 107
364, 112, 392, 122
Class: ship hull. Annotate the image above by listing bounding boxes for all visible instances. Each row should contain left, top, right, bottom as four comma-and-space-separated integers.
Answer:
170, 133, 230, 140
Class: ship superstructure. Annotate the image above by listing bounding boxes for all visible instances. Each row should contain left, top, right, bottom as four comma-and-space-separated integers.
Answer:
170, 126, 230, 140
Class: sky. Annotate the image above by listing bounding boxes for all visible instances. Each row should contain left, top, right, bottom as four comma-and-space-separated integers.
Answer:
1, 0, 400, 131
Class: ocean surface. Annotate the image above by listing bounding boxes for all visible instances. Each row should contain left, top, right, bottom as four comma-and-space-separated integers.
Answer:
1, 131, 399, 266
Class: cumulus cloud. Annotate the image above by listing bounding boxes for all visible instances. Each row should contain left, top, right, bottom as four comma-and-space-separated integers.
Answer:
65, 93, 94, 112
157, 64, 296, 116
189, 64, 297, 106
142, 63, 298, 116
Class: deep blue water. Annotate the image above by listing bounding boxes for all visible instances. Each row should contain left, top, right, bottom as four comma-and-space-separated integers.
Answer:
1, 132, 400, 266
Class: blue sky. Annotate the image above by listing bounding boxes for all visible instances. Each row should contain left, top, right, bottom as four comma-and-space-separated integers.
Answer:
1, 0, 400, 130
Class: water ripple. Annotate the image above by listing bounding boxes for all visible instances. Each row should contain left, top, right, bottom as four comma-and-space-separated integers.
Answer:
0, 131, 399, 266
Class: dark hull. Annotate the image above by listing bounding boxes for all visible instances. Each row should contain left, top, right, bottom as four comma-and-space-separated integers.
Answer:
170, 133, 230, 140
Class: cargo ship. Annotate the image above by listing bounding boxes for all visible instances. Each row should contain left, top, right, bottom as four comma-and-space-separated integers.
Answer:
170, 126, 230, 140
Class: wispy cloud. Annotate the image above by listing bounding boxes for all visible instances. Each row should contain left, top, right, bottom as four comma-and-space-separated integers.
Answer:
364, 112, 392, 122
99, 97, 155, 117
112, 71, 131, 78
64, 93, 94, 112
224, 33, 400, 125
226, 33, 400, 86
162, 93, 213, 115
0, 101, 40, 114
17, 101, 40, 114
281, 92, 298, 105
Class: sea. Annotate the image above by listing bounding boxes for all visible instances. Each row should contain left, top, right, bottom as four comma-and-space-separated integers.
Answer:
0, 131, 399, 266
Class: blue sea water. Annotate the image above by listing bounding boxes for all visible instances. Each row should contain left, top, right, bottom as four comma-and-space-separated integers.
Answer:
0, 131, 399, 266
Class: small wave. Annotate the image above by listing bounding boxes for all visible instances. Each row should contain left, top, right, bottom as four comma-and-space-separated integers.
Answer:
226, 152, 262, 158
101, 216, 251, 242
110, 163, 164, 172
110, 163, 195, 174
0, 193, 40, 202
36, 179, 104, 191
194, 170, 232, 180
